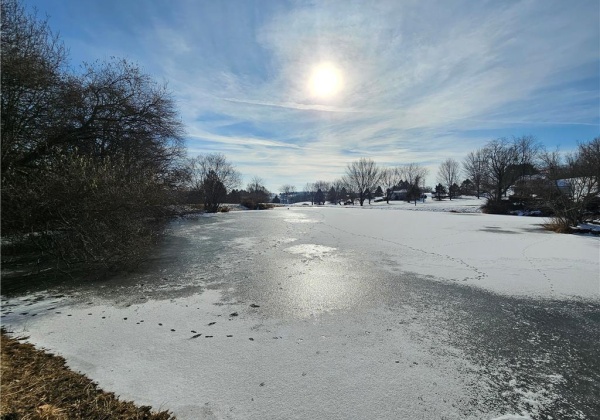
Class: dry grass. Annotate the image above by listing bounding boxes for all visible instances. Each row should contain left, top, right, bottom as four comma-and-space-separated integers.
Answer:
0, 331, 175, 420
541, 217, 573, 234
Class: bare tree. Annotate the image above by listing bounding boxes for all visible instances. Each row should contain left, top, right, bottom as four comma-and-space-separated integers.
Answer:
313, 180, 330, 194
247, 176, 267, 193
398, 163, 429, 202
327, 178, 345, 204
1, 0, 187, 272
188, 153, 241, 212
541, 138, 600, 230
580, 137, 600, 184
343, 158, 381, 206
398, 163, 429, 189
380, 167, 403, 204
437, 158, 461, 200
1, 0, 68, 179
309, 180, 329, 205
280, 184, 296, 204
482, 138, 518, 202
304, 182, 316, 204
511, 135, 542, 198
245, 176, 270, 209
514, 135, 541, 172
463, 149, 486, 198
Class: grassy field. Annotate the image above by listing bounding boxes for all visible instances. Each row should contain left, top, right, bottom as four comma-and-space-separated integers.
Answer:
1, 331, 175, 419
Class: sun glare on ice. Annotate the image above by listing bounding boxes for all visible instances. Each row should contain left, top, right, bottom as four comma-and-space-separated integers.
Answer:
309, 63, 342, 98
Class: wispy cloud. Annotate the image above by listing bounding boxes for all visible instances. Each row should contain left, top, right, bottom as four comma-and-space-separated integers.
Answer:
221, 97, 365, 113
187, 130, 302, 150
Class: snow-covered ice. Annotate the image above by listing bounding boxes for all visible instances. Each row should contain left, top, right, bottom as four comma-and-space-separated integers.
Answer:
2, 202, 598, 419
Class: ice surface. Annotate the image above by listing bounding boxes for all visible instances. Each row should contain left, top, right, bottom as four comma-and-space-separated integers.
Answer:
2, 203, 598, 419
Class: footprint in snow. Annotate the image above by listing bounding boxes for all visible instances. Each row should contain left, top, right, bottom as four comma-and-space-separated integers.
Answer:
190, 334, 202, 339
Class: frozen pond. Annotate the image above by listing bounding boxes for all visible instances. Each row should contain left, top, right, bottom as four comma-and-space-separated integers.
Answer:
2, 207, 599, 419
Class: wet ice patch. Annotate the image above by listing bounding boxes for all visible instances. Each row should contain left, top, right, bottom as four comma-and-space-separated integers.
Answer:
285, 244, 336, 259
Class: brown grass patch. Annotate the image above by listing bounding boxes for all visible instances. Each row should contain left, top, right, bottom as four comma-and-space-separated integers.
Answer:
541, 217, 573, 234
1, 331, 175, 419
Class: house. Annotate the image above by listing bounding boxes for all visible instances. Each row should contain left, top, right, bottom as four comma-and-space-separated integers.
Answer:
390, 189, 408, 200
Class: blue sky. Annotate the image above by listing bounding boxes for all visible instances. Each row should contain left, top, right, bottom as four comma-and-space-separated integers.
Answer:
25, 0, 599, 191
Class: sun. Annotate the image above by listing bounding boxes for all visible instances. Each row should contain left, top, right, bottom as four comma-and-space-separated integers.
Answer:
309, 63, 342, 98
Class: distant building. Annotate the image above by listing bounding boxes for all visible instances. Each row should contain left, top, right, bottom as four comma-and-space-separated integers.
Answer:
390, 189, 408, 200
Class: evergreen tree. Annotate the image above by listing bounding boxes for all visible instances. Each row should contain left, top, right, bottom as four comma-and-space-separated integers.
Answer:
434, 183, 446, 201
327, 186, 337, 204
449, 183, 461, 200
460, 179, 475, 196
314, 188, 325, 205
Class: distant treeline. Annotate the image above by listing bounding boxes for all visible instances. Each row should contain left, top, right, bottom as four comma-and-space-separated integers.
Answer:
292, 135, 599, 232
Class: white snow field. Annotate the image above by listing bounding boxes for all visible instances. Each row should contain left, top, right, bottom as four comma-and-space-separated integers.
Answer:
2, 203, 599, 419
308, 204, 599, 299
